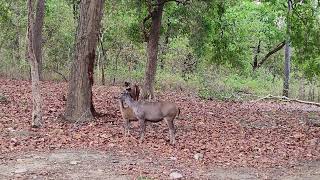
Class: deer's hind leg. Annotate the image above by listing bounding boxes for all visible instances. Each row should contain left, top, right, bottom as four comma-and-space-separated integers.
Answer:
165, 117, 176, 145
138, 118, 146, 143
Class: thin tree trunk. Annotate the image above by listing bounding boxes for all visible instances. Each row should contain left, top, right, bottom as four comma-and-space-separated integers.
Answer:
283, 0, 292, 97
97, 46, 100, 77
283, 41, 291, 97
112, 46, 122, 86
299, 78, 305, 100
33, 0, 45, 80
100, 39, 106, 85
309, 81, 315, 101
99, 32, 107, 85
64, 0, 104, 122
101, 63, 105, 85
142, 0, 164, 99
13, 2, 21, 64
26, 0, 44, 128
11, 2, 21, 68
252, 40, 261, 70
317, 82, 320, 102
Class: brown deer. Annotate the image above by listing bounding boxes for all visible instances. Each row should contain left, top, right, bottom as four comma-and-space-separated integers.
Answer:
119, 82, 140, 136
120, 90, 180, 145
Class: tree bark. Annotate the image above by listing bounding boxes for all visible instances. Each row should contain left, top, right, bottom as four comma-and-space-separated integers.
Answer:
142, 0, 165, 99
64, 0, 104, 122
26, 0, 44, 128
283, 0, 292, 97
33, 0, 45, 80
252, 40, 261, 70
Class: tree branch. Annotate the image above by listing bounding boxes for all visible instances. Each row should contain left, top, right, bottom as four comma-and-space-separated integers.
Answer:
143, 0, 189, 42
252, 94, 320, 107
254, 41, 286, 70
152, 0, 189, 6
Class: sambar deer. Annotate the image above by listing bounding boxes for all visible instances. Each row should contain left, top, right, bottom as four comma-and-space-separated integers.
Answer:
119, 82, 140, 136
120, 90, 180, 145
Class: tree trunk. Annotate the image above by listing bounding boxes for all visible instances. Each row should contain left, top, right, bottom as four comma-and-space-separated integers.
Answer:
99, 38, 106, 85
13, 30, 20, 63
64, 0, 104, 122
283, 0, 292, 97
308, 81, 315, 101
299, 78, 305, 100
13, 2, 21, 64
283, 41, 291, 97
97, 40, 106, 85
26, 0, 44, 128
142, 0, 164, 99
252, 40, 261, 70
101, 62, 105, 85
112, 46, 122, 85
10, 2, 21, 66
33, 0, 45, 81
318, 83, 320, 102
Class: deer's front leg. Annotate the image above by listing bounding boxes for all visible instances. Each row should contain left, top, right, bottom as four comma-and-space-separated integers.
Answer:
124, 118, 130, 136
138, 118, 146, 143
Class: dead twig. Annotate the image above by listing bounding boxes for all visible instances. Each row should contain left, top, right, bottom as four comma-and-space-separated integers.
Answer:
252, 94, 320, 107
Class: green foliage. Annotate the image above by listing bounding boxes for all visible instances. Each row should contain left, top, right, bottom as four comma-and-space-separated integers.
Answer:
197, 69, 283, 101
290, 1, 320, 78
0, 0, 319, 101
43, 0, 75, 71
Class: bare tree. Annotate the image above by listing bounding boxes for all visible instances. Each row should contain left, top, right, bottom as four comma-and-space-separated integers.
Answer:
64, 0, 104, 122
26, 0, 45, 127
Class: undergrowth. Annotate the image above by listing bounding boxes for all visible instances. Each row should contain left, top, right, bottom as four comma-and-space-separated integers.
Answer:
1, 64, 319, 102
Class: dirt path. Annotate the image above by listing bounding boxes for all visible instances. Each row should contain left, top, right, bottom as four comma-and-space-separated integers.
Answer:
0, 150, 130, 180
1, 149, 320, 180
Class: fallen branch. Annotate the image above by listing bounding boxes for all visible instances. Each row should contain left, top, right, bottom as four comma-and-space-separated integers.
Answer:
252, 94, 320, 107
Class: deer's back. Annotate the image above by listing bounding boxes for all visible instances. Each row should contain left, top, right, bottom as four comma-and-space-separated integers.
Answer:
137, 101, 178, 120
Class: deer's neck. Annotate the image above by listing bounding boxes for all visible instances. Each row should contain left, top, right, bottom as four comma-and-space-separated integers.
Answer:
124, 97, 137, 109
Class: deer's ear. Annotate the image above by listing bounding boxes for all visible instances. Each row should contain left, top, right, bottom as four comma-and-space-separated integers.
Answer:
126, 87, 132, 91
124, 81, 130, 87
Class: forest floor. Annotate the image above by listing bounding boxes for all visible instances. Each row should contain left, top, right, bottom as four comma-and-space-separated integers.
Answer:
0, 78, 320, 179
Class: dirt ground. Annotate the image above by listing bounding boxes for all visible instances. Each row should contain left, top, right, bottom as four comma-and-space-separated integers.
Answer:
1, 149, 320, 180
